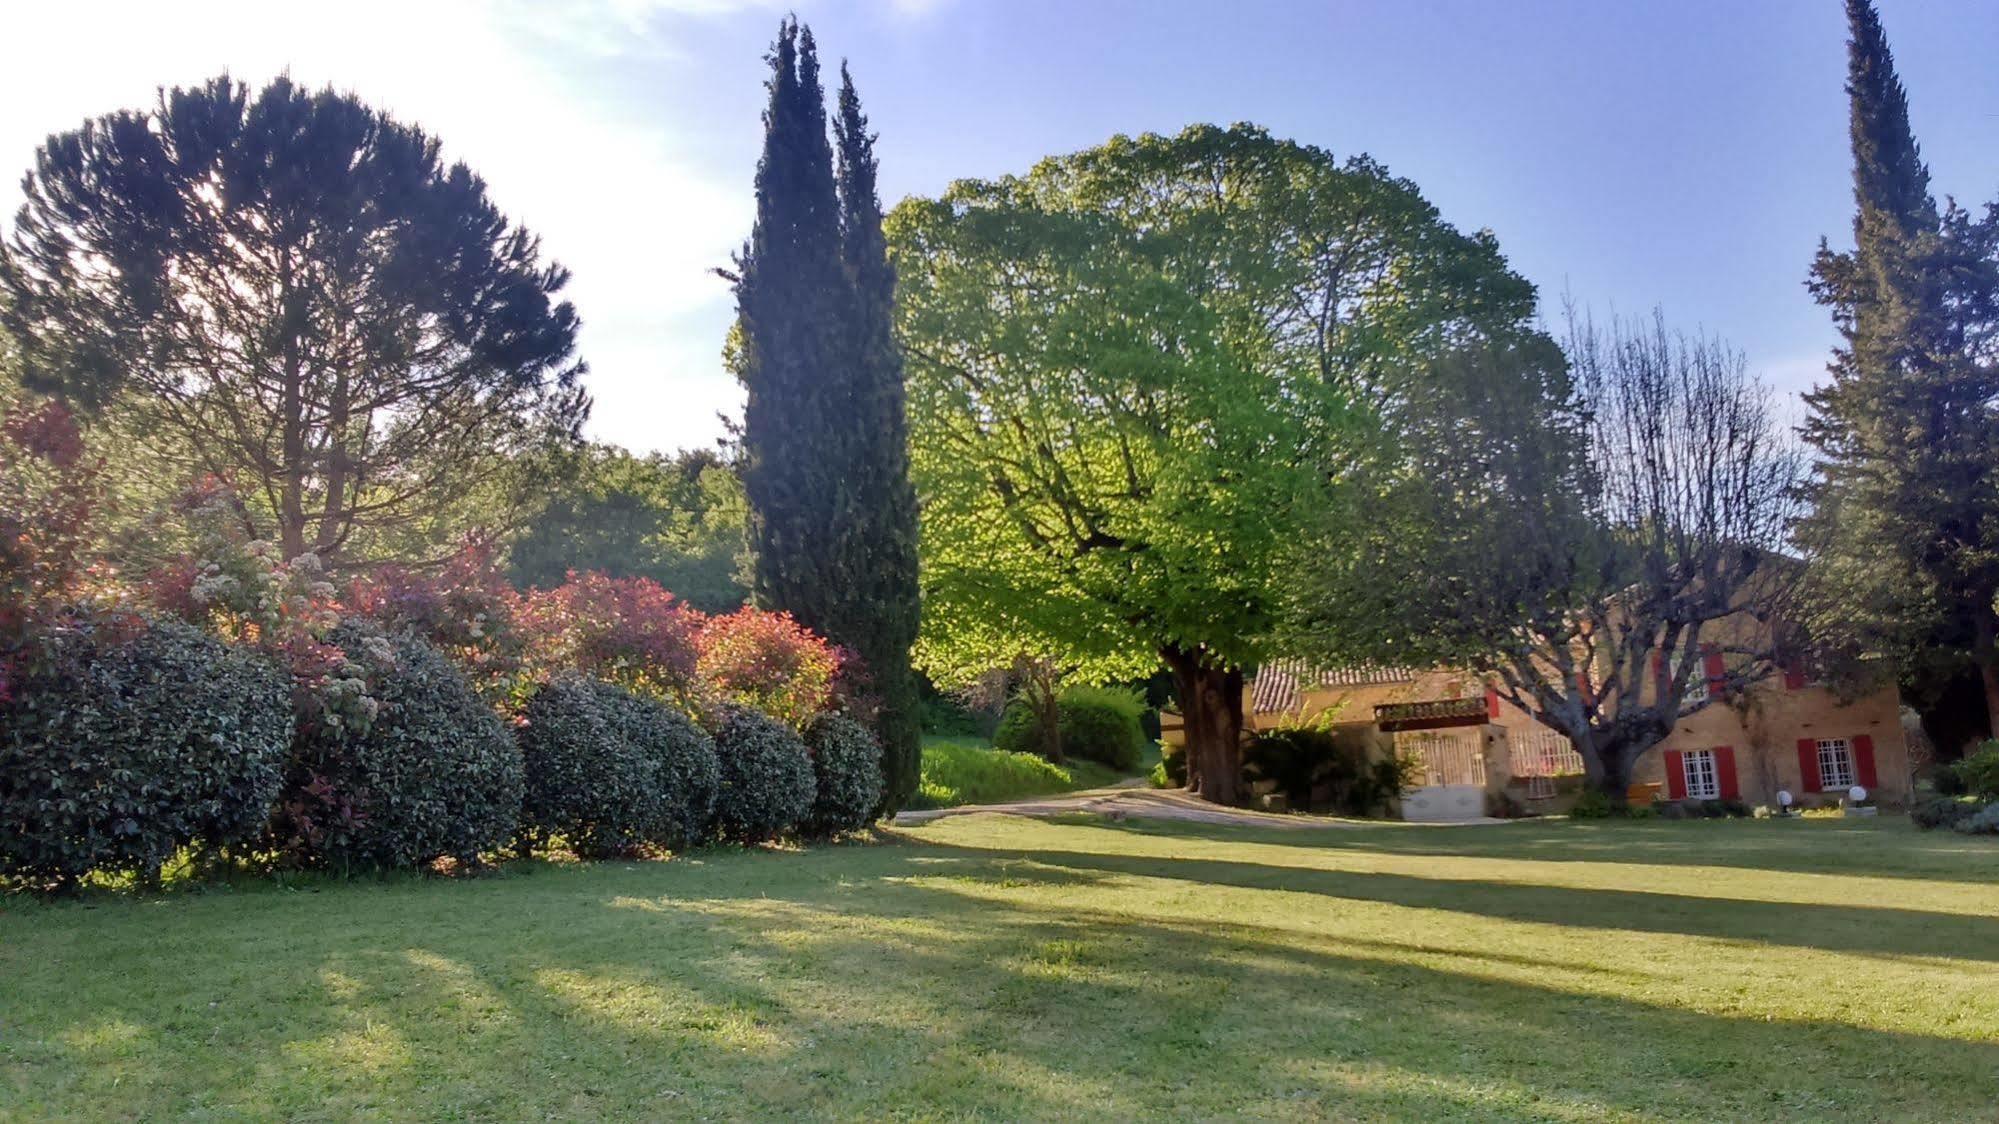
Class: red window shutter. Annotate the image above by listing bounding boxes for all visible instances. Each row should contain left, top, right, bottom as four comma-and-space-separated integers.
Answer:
1576, 672, 1594, 707
1484, 685, 1501, 720
1663, 750, 1686, 799
1797, 738, 1821, 792
1853, 734, 1878, 788
1702, 645, 1726, 698
1648, 649, 1662, 676
1713, 745, 1739, 800
1782, 659, 1806, 691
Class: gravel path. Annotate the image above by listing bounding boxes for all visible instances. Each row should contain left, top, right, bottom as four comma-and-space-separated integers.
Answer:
896, 782, 1373, 829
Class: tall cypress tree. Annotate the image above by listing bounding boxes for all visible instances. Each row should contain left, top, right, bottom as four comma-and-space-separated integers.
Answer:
832, 63, 922, 811
1800, 0, 1999, 744
732, 21, 921, 809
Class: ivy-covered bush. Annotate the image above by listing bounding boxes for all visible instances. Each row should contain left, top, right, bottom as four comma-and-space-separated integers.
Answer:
518, 676, 665, 857
592, 679, 720, 849
803, 712, 883, 836
279, 622, 522, 869
0, 616, 291, 886
710, 706, 815, 843
995, 685, 1146, 770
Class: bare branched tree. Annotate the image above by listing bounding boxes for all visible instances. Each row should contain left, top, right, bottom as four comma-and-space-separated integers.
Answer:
1292, 308, 1806, 799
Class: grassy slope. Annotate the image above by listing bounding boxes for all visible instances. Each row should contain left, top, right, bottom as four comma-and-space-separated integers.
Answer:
913, 736, 1125, 808
3, 817, 1997, 1120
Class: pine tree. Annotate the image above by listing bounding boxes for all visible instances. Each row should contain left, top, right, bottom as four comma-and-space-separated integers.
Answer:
731, 21, 922, 810
1800, 0, 1999, 743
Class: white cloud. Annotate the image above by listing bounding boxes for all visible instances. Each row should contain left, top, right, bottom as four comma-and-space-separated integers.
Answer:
0, 0, 756, 454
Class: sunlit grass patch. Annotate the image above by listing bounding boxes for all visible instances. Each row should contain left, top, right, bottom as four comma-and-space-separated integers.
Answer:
912, 735, 1125, 808
1, 814, 1994, 1120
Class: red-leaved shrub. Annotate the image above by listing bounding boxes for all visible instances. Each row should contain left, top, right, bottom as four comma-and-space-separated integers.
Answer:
514, 572, 703, 704
347, 542, 520, 698
0, 399, 108, 701
695, 607, 838, 727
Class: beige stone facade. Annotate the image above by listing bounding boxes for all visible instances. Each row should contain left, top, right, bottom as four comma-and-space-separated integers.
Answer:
1239, 658, 1913, 811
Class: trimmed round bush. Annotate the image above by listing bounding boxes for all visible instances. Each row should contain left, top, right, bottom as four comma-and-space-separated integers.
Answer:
519, 676, 663, 857
284, 622, 521, 869
592, 680, 720, 849
995, 685, 1146, 771
1058, 686, 1145, 770
710, 706, 815, 843
0, 616, 291, 886
803, 712, 884, 836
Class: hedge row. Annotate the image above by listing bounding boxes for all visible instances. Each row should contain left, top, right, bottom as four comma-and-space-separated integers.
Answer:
0, 616, 883, 888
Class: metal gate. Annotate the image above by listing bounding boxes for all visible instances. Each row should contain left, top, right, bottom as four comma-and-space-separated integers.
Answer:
1397, 728, 1487, 786
1394, 728, 1488, 821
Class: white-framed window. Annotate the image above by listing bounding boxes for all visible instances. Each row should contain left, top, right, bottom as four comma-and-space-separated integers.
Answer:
1817, 738, 1855, 790
1682, 749, 1719, 800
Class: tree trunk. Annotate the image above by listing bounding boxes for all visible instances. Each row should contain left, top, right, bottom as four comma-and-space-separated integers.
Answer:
1163, 644, 1244, 805
1568, 728, 1631, 805
1971, 603, 1999, 744
1594, 746, 1635, 805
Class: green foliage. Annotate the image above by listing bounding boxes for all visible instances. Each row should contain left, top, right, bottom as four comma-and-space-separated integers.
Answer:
802, 712, 883, 836
1240, 728, 1415, 816
517, 677, 718, 857
1155, 741, 1188, 788
507, 445, 750, 613
994, 685, 1146, 771
280, 623, 522, 869
709, 706, 815, 843
991, 704, 1039, 758
595, 683, 721, 851
1055, 686, 1146, 771
918, 688, 984, 738
0, 74, 586, 565
1569, 788, 1617, 819
912, 737, 1119, 809
895, 124, 1541, 689
1951, 743, 1999, 799
1795, 2, 1999, 727
1241, 728, 1343, 810
0, 616, 291, 886
1950, 802, 1999, 835
731, 21, 922, 815
1911, 795, 1984, 831
893, 124, 1542, 802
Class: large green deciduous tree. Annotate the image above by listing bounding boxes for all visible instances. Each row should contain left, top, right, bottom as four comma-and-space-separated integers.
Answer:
0, 75, 587, 567
730, 21, 922, 812
890, 124, 1542, 804
1797, 0, 1999, 749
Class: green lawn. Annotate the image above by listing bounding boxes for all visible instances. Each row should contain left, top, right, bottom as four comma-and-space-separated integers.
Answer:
3, 816, 1996, 1120
912, 735, 1127, 808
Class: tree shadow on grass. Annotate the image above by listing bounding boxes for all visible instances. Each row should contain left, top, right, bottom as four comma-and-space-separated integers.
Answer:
6, 836, 1997, 1120
920, 838, 1999, 964
1084, 813, 1999, 885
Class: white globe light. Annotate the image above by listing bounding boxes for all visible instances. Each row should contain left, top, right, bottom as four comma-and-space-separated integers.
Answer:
1776, 790, 1793, 807
1849, 785, 1868, 803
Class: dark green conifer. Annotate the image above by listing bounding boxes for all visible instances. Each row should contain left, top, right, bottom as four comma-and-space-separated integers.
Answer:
731, 21, 921, 810
1800, 0, 1999, 741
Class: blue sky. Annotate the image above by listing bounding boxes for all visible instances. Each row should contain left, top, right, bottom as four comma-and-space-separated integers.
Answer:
4, 1, 1996, 453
